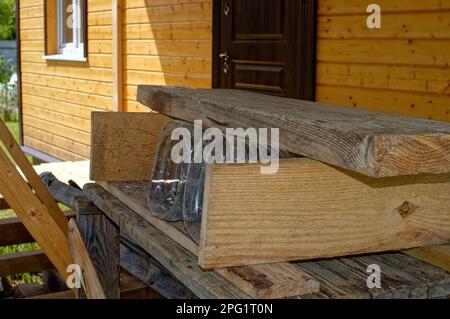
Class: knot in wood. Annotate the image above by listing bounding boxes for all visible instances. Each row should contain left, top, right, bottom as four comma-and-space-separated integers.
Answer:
396, 201, 418, 218
230, 266, 272, 290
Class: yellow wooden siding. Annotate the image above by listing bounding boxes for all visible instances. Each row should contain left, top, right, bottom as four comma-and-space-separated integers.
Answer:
19, 0, 114, 160
19, 0, 450, 161
316, 0, 450, 121
122, 0, 213, 112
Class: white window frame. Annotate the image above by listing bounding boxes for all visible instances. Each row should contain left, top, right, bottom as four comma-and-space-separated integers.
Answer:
44, 0, 86, 61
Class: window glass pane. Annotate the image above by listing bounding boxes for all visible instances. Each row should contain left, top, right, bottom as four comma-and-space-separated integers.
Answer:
62, 0, 73, 45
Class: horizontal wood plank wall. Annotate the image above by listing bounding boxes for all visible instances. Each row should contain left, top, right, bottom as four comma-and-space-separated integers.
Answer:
19, 0, 114, 160
123, 0, 213, 112
316, 0, 450, 122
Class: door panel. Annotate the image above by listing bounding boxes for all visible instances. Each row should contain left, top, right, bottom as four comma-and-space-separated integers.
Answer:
214, 0, 316, 100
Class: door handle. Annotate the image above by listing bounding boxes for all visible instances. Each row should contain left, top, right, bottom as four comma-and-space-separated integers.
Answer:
223, 3, 230, 16
219, 52, 230, 61
219, 52, 230, 74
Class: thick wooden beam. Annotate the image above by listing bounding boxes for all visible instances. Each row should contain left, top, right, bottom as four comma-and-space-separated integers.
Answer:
68, 218, 107, 299
0, 147, 72, 277
0, 119, 68, 234
75, 213, 121, 299
137, 85, 450, 177
86, 183, 320, 298
199, 158, 450, 268
84, 184, 249, 299
90, 112, 169, 182
40, 173, 120, 299
0, 250, 53, 277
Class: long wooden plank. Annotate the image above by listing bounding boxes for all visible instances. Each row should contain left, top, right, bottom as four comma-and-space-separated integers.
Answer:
0, 119, 68, 234
295, 253, 450, 299
137, 85, 450, 177
0, 197, 9, 210
0, 216, 34, 246
90, 182, 320, 298
0, 250, 53, 277
83, 184, 249, 299
68, 218, 106, 299
120, 242, 196, 299
405, 245, 450, 272
90, 112, 170, 181
217, 263, 319, 299
0, 211, 76, 247
199, 158, 450, 269
0, 147, 73, 277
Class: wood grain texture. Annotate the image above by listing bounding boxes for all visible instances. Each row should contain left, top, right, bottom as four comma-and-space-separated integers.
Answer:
0, 119, 68, 234
120, 241, 196, 299
405, 245, 450, 272
199, 158, 450, 269
97, 181, 198, 254
0, 211, 76, 247
68, 218, 107, 299
90, 181, 319, 298
75, 213, 121, 299
83, 183, 249, 299
0, 216, 35, 247
84, 184, 450, 299
137, 85, 450, 177
0, 250, 52, 277
217, 263, 319, 299
0, 147, 72, 277
0, 197, 9, 210
112, 0, 123, 112
90, 112, 170, 182
295, 252, 450, 299
317, 1, 450, 122
19, 0, 115, 161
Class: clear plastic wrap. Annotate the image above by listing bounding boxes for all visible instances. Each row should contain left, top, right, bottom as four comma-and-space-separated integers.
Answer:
147, 120, 292, 230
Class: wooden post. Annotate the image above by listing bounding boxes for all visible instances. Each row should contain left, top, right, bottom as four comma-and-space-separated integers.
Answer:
73, 211, 120, 299
41, 173, 120, 299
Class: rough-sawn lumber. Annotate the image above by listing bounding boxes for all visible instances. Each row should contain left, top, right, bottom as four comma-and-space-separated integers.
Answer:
137, 85, 450, 177
86, 183, 320, 299
199, 158, 450, 268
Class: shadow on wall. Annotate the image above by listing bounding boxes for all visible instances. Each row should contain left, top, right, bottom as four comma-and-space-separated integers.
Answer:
123, 0, 214, 112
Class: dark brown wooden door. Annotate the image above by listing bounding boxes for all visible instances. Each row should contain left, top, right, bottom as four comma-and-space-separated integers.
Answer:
213, 0, 317, 100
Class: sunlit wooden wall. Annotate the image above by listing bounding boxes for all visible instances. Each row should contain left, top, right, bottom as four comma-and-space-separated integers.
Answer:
19, 0, 114, 160
316, 0, 450, 121
18, 0, 450, 161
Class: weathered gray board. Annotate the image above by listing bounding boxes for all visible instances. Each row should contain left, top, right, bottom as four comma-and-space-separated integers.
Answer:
85, 183, 450, 299
137, 85, 450, 178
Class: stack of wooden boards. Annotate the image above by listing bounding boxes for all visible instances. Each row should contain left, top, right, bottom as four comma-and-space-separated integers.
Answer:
89, 86, 450, 298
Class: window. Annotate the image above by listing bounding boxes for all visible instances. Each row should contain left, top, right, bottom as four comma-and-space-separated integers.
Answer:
44, 0, 87, 61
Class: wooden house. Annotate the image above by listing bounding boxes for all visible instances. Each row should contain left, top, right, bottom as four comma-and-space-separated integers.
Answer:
16, 0, 450, 162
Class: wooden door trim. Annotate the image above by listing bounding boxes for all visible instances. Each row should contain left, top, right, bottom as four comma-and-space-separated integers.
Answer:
212, 0, 222, 89
211, 0, 317, 101
298, 0, 317, 101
